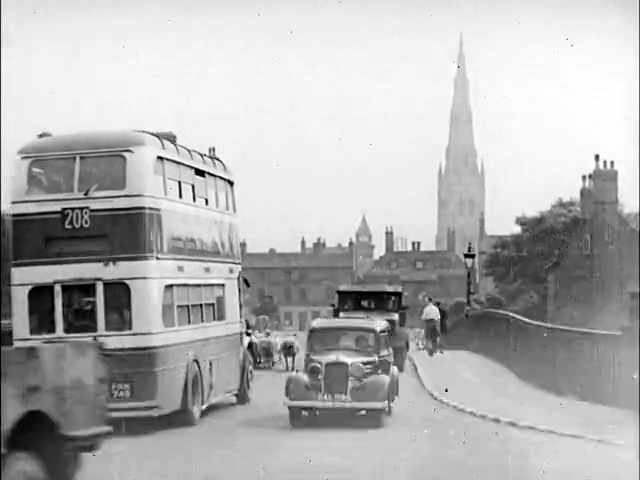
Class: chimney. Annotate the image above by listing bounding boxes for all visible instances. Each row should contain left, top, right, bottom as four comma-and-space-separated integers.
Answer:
268, 248, 276, 254
313, 238, 322, 255
594, 153, 600, 169
208, 147, 216, 158
610, 160, 615, 169
37, 132, 52, 139
240, 239, 247, 257
581, 174, 587, 188
385, 226, 394, 255
348, 238, 354, 253
300, 237, 306, 253
603, 160, 608, 169
588, 173, 593, 188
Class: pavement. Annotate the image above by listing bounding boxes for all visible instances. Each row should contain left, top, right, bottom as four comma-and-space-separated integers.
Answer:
77, 352, 639, 480
409, 348, 639, 448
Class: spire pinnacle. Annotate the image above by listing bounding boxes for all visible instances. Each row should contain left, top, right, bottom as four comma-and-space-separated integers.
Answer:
457, 32, 466, 73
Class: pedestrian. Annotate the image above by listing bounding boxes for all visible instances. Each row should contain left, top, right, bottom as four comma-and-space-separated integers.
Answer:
435, 301, 448, 336
420, 296, 442, 356
389, 319, 410, 372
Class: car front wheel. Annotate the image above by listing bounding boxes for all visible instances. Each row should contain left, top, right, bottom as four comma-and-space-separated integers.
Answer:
288, 408, 304, 428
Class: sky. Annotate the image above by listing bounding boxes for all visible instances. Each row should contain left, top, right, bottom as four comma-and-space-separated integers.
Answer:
1, 0, 638, 253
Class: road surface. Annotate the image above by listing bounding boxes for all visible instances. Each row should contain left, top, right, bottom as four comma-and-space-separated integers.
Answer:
78, 360, 638, 480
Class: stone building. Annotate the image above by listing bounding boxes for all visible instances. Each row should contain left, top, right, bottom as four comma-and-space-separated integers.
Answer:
546, 154, 639, 329
435, 35, 486, 255
241, 216, 375, 330
361, 226, 467, 326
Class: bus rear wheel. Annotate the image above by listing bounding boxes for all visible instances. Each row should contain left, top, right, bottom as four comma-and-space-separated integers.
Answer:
181, 363, 203, 426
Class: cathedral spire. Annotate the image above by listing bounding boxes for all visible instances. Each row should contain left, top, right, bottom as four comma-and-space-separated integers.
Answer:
445, 33, 478, 174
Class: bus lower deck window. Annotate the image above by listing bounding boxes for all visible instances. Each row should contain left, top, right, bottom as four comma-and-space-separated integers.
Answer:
28, 285, 55, 335
62, 284, 97, 334
104, 282, 131, 332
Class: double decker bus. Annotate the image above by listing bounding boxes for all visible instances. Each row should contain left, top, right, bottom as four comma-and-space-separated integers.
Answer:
9, 130, 252, 425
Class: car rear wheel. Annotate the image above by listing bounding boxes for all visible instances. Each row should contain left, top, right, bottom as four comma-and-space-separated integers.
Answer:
288, 408, 304, 428
386, 393, 393, 416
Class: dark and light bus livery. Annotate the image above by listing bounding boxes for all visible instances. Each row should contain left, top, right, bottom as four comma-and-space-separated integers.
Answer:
9, 130, 251, 424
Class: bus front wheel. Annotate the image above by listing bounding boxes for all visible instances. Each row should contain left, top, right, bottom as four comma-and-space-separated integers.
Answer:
181, 363, 203, 426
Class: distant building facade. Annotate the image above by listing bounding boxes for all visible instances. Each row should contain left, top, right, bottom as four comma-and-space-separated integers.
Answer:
241, 216, 374, 330
546, 155, 639, 329
435, 36, 486, 256
361, 226, 467, 326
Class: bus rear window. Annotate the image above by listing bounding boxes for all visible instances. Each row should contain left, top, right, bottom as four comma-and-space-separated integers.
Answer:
78, 155, 126, 192
62, 283, 97, 334
26, 154, 126, 196
105, 282, 131, 332
27, 157, 75, 195
28, 286, 55, 335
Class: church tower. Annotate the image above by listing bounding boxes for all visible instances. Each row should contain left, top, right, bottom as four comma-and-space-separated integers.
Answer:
354, 214, 374, 278
435, 35, 486, 255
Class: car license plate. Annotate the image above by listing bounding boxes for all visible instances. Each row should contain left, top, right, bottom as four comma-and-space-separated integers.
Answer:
110, 382, 132, 400
62, 207, 91, 230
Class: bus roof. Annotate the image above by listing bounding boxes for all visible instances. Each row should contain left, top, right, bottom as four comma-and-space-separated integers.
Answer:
309, 317, 390, 332
17, 130, 232, 178
336, 284, 403, 294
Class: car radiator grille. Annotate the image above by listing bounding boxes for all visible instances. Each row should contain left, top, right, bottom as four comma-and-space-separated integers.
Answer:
323, 362, 349, 395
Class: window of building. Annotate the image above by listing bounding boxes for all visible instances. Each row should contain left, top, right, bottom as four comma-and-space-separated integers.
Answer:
390, 261, 398, 269
298, 287, 307, 303
62, 283, 97, 334
298, 311, 309, 324
104, 282, 132, 332
283, 286, 292, 302
415, 261, 424, 269
283, 311, 293, 323
311, 310, 321, 319
162, 284, 226, 328
206, 174, 218, 209
604, 224, 614, 243
28, 285, 55, 335
582, 234, 592, 254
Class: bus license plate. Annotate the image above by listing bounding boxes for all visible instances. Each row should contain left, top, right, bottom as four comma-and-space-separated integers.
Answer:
62, 207, 91, 230
111, 382, 132, 400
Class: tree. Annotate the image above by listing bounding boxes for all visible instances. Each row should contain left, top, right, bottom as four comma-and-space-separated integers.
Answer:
483, 198, 582, 317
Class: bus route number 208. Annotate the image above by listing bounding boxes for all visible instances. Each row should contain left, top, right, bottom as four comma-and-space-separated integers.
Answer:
62, 207, 91, 230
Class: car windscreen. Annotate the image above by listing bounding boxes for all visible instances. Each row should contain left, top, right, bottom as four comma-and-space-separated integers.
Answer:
307, 328, 376, 354
337, 292, 400, 312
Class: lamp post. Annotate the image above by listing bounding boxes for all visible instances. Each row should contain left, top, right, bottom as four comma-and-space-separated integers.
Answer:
463, 242, 477, 312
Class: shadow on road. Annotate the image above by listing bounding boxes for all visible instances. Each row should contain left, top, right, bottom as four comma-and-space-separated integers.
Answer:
238, 409, 387, 431
107, 399, 238, 437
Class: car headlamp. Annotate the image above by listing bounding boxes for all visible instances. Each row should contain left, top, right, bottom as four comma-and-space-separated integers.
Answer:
349, 362, 366, 380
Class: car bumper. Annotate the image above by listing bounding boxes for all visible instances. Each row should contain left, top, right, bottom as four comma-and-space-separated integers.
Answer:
284, 399, 387, 410
107, 401, 165, 418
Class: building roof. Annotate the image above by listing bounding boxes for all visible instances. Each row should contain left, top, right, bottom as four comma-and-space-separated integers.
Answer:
337, 284, 403, 293
243, 251, 353, 269
309, 317, 390, 332
376, 250, 465, 269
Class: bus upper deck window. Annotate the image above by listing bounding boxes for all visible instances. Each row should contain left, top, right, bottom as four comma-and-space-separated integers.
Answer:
62, 284, 97, 334
26, 157, 75, 195
28, 285, 55, 335
104, 282, 132, 332
78, 155, 125, 192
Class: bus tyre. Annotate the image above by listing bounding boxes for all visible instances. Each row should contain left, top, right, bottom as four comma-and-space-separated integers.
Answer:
181, 363, 203, 426
288, 408, 304, 428
386, 391, 393, 416
1, 450, 49, 480
236, 363, 251, 405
